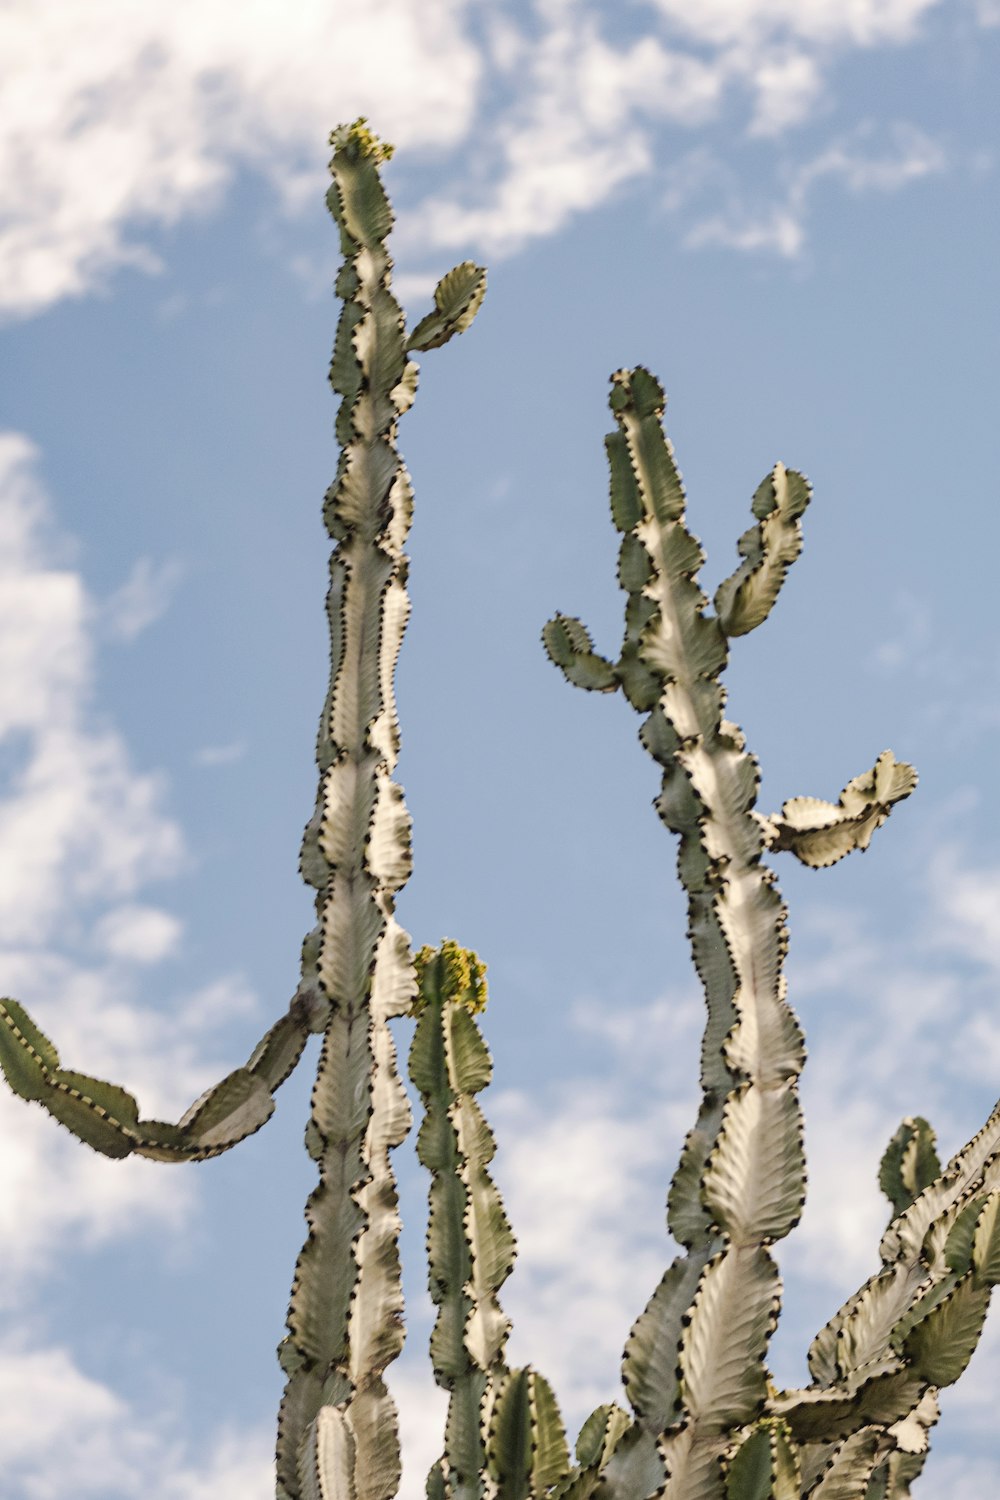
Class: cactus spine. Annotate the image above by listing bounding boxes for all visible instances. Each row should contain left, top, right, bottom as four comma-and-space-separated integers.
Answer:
1, 125, 998, 1498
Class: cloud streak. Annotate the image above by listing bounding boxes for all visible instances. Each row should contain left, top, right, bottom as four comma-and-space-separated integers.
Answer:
0, 0, 978, 319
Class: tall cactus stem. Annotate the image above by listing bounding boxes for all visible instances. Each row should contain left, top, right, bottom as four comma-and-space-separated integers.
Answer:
545, 368, 915, 1497
277, 122, 485, 1499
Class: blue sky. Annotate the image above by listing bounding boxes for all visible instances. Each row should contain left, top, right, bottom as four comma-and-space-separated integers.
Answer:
2, 1, 1000, 1495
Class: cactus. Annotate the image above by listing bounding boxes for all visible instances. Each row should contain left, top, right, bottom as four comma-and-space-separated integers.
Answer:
0, 121, 997, 1497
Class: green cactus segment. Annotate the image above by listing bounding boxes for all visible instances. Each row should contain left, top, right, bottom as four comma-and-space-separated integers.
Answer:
0, 992, 311, 1162
765, 752, 917, 869
725, 1418, 800, 1500
804, 1430, 880, 1499
542, 614, 617, 692
279, 119, 487, 1500
900, 1272, 990, 1384
679, 1248, 779, 1433
574, 1405, 633, 1471
714, 466, 811, 639
409, 942, 515, 1499
623, 1251, 711, 1433
485, 1367, 572, 1500
864, 1448, 928, 1500
407, 263, 488, 353
880, 1094, 1000, 1267
878, 1117, 941, 1219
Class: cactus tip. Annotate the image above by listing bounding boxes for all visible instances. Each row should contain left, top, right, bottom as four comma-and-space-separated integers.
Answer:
413, 940, 488, 1016
328, 117, 395, 163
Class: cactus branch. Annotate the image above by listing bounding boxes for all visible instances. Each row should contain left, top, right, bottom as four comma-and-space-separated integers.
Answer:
0, 963, 321, 1161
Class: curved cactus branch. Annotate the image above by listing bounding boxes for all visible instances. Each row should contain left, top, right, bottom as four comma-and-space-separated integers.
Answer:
0, 957, 322, 1161
764, 753, 917, 869
276, 121, 486, 1500
713, 464, 811, 639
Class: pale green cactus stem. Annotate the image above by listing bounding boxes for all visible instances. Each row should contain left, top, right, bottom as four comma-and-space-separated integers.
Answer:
409, 941, 515, 1500
544, 369, 916, 1498
276, 123, 486, 1500
411, 941, 633, 1500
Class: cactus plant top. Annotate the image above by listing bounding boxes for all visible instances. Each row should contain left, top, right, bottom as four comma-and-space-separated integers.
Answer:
1, 120, 997, 1499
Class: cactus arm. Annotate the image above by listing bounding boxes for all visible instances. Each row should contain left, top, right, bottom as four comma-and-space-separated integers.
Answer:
407, 262, 487, 353
878, 1117, 941, 1220
0, 970, 319, 1161
408, 942, 515, 1500
802, 1430, 881, 1498
713, 465, 811, 639
762, 753, 917, 869
277, 122, 486, 1500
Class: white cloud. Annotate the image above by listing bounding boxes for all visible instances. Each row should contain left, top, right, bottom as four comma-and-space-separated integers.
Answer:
643, 0, 942, 48
0, 0, 982, 316
94, 904, 184, 964
102, 557, 183, 641
399, 24, 721, 258
0, 0, 480, 318
746, 50, 823, 136
0, 438, 183, 944
0, 1337, 274, 1500
392, 1362, 449, 1500
684, 121, 946, 257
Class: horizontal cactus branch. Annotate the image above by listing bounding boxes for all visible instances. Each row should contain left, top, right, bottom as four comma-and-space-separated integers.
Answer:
0, 954, 323, 1161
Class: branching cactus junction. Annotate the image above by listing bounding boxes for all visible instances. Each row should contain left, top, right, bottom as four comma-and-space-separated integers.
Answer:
1, 121, 997, 1500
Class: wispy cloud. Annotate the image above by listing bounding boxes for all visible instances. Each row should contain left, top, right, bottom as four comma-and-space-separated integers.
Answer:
192, 741, 247, 768
0, 0, 981, 319
0, 437, 183, 944
102, 557, 184, 641
684, 121, 947, 257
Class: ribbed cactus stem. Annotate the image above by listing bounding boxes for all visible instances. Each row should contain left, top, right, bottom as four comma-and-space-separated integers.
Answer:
409, 942, 516, 1500
277, 119, 417, 1500
604, 370, 804, 1496
277, 122, 486, 1500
